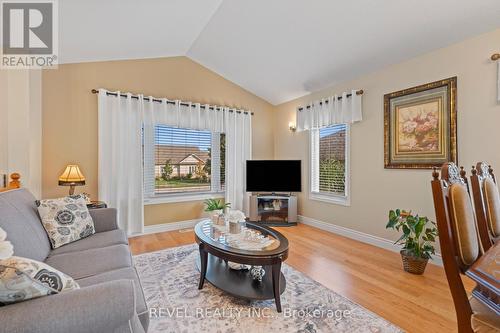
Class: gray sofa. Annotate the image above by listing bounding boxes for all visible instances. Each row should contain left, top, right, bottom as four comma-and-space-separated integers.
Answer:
0, 189, 149, 333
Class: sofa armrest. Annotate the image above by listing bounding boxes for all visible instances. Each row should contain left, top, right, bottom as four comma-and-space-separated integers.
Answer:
0, 280, 137, 333
89, 207, 118, 232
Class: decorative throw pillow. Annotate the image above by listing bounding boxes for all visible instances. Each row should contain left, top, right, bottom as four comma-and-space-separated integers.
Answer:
36, 195, 95, 248
0, 256, 79, 305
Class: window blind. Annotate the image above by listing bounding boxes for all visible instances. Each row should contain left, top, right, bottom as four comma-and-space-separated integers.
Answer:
311, 124, 347, 196
143, 124, 225, 196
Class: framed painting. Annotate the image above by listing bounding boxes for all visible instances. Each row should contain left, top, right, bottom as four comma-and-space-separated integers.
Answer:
384, 77, 457, 169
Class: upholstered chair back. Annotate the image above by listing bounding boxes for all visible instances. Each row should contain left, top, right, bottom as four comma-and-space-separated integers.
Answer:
431, 162, 481, 333
448, 182, 480, 267
438, 163, 481, 270
482, 177, 500, 238
477, 162, 500, 239
470, 162, 499, 251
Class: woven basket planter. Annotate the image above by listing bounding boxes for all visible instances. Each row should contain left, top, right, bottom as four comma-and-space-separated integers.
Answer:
400, 250, 428, 275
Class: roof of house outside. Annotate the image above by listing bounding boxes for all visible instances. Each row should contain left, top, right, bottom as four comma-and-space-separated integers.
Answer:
155, 145, 210, 165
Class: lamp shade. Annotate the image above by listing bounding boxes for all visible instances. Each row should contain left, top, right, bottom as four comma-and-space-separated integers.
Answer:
58, 165, 85, 186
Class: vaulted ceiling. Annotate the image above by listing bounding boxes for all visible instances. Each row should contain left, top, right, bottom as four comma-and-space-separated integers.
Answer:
60, 0, 500, 105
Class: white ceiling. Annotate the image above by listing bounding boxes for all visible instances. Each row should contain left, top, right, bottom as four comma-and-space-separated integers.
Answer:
59, 0, 223, 63
60, 0, 500, 105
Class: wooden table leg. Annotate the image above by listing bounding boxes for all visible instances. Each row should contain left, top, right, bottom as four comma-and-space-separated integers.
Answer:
198, 244, 208, 290
272, 261, 282, 312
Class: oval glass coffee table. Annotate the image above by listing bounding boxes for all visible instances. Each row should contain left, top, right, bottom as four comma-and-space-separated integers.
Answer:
194, 219, 289, 312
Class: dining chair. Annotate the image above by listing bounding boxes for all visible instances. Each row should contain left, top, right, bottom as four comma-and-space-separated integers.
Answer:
470, 162, 500, 251
431, 162, 500, 333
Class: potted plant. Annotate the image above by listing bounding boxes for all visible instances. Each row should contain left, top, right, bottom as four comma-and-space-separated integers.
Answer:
204, 199, 230, 225
204, 199, 230, 214
386, 209, 438, 275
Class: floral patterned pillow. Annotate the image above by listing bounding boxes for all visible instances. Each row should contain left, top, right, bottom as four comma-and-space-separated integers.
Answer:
36, 195, 95, 248
0, 256, 79, 305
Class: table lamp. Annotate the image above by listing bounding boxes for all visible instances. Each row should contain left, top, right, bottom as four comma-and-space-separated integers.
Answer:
58, 165, 85, 195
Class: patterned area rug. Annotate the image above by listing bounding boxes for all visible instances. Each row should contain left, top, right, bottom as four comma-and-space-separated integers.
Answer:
133, 244, 403, 333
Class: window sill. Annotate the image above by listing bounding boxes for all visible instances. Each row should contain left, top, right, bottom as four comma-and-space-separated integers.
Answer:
309, 192, 350, 206
144, 192, 224, 205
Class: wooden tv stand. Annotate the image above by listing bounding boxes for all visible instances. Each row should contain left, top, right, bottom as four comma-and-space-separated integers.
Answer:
249, 194, 297, 226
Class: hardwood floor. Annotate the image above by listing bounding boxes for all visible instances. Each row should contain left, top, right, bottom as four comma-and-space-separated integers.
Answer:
129, 223, 475, 333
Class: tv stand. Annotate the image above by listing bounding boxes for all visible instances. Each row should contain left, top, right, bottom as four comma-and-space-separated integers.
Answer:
249, 194, 297, 226
261, 193, 291, 197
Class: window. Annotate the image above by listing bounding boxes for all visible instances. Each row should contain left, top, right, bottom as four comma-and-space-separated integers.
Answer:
310, 123, 350, 205
143, 125, 225, 203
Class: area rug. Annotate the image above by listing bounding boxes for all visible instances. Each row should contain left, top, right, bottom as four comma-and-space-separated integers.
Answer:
133, 244, 403, 333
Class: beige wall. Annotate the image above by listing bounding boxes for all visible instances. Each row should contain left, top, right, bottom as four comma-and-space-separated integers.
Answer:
42, 29, 500, 234
273, 28, 500, 241
42, 57, 274, 225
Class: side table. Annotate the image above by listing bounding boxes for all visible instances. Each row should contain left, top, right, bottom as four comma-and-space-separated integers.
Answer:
87, 201, 107, 209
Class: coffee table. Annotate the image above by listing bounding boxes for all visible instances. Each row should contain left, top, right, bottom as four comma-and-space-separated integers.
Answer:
194, 219, 289, 312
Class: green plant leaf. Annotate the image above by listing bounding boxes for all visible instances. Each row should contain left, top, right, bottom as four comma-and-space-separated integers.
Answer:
415, 218, 425, 238
395, 233, 407, 244
386, 218, 398, 229
402, 225, 411, 236
204, 199, 229, 212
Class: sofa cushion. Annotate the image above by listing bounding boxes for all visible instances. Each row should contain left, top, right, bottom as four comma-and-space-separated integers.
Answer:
0, 189, 51, 262
0, 256, 79, 305
49, 229, 128, 256
36, 195, 96, 249
45, 244, 132, 280
76, 266, 148, 329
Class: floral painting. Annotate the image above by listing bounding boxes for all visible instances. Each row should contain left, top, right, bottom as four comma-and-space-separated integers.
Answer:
384, 78, 457, 169
397, 100, 440, 153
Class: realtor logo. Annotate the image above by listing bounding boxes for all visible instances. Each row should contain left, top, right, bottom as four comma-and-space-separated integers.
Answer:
1, 0, 58, 68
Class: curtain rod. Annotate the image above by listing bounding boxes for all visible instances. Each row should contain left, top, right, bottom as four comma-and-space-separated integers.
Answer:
297, 89, 364, 111
91, 89, 254, 116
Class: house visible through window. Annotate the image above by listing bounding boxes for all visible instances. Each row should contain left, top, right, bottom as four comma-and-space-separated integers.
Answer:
149, 125, 225, 195
310, 123, 350, 205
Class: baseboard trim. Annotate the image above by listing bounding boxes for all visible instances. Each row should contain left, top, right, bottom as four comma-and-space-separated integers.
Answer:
298, 215, 443, 266
129, 218, 203, 238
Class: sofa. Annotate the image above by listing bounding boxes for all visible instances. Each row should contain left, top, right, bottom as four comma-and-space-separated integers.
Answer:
0, 189, 149, 333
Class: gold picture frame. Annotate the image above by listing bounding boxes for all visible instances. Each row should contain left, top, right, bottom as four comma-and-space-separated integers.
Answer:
384, 77, 457, 169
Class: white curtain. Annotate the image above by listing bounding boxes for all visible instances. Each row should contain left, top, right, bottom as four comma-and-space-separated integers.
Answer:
151, 99, 225, 132
224, 109, 252, 214
98, 90, 144, 235
296, 89, 362, 131
98, 89, 253, 232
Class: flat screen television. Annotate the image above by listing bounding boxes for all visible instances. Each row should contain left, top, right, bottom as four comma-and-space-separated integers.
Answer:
246, 160, 301, 192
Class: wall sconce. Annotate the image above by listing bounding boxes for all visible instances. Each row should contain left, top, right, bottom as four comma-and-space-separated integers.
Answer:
289, 122, 296, 132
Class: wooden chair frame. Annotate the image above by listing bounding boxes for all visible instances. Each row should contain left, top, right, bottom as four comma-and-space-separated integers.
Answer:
470, 162, 497, 251
431, 163, 480, 333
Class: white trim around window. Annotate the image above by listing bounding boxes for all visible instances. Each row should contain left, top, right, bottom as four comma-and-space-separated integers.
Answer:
309, 124, 351, 206
144, 192, 224, 205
